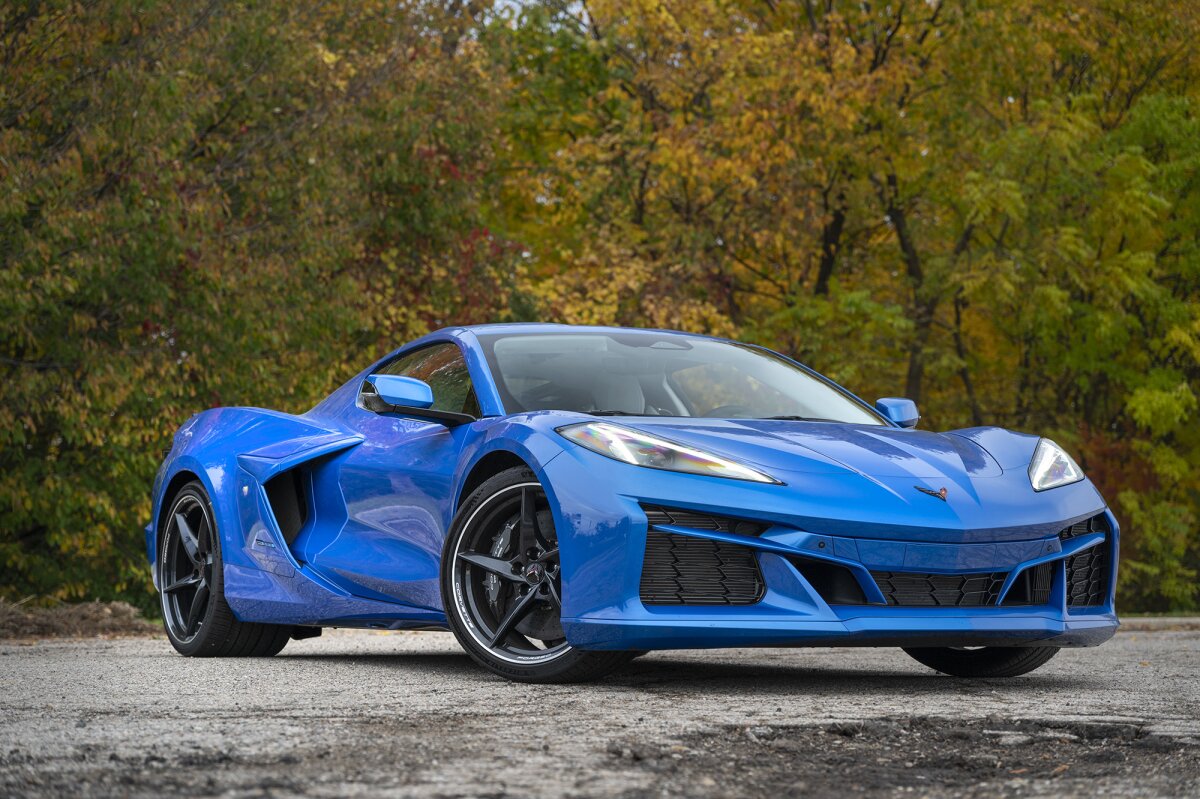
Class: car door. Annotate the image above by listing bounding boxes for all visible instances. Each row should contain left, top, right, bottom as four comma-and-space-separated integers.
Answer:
299, 342, 481, 610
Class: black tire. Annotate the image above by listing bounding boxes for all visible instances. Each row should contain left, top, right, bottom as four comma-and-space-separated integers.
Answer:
158, 481, 291, 657
441, 466, 633, 683
903, 645, 1059, 678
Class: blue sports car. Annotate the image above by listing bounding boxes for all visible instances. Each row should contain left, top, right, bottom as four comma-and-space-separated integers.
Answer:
147, 324, 1118, 682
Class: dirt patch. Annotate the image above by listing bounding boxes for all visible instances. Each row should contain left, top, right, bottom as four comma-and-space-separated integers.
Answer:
0, 599, 158, 640
0, 713, 484, 798
608, 716, 1200, 798
3, 633, 1198, 798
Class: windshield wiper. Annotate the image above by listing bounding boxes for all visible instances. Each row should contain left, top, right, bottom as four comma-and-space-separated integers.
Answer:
759, 415, 840, 422
589, 410, 639, 416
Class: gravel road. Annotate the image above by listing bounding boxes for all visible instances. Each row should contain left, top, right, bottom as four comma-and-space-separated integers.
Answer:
2, 629, 1198, 798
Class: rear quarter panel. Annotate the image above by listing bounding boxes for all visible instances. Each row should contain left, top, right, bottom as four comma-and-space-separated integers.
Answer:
146, 407, 342, 587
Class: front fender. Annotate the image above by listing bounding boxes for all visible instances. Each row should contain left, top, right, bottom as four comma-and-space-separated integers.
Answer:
948, 426, 1041, 470
451, 414, 576, 509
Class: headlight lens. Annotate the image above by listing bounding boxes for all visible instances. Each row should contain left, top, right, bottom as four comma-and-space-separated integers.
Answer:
1028, 438, 1084, 491
556, 422, 781, 484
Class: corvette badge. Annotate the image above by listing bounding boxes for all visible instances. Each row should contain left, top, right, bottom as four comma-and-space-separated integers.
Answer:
915, 485, 949, 501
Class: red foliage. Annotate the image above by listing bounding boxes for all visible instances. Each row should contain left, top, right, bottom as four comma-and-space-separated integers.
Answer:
1074, 424, 1159, 502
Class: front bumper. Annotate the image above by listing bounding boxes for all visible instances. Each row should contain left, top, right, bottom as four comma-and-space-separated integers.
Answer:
542, 446, 1119, 651
564, 610, 1119, 650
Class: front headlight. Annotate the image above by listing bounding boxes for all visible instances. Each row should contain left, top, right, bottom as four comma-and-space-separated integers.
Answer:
556, 422, 781, 484
1028, 438, 1084, 491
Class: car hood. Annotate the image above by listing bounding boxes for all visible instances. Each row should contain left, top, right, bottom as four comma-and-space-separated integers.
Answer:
618, 419, 1006, 481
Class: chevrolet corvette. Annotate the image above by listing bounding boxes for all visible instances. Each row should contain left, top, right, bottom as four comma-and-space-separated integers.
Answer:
146, 324, 1117, 682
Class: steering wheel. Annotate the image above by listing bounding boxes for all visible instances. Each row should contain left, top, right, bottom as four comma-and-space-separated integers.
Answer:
516, 382, 590, 412
702, 404, 756, 419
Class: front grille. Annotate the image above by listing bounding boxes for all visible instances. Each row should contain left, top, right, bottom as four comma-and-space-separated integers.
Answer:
1060, 515, 1109, 608
871, 571, 1006, 607
641, 504, 767, 536
639, 531, 765, 605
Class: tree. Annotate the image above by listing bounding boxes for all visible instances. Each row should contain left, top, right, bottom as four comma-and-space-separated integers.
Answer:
491, 0, 1200, 610
0, 0, 519, 608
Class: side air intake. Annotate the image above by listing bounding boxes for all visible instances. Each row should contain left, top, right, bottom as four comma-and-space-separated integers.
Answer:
264, 468, 308, 546
789, 557, 869, 605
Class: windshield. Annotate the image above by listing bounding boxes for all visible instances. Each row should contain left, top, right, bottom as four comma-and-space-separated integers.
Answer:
476, 331, 884, 424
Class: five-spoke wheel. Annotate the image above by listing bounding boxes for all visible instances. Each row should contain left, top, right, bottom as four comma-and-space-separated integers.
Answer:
441, 467, 633, 682
157, 481, 291, 657
451, 481, 568, 663
160, 492, 216, 643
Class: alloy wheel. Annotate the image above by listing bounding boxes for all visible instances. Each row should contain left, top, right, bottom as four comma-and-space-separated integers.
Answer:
450, 483, 569, 664
160, 493, 215, 643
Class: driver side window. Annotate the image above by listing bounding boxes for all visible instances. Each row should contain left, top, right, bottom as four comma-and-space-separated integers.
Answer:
378, 343, 481, 416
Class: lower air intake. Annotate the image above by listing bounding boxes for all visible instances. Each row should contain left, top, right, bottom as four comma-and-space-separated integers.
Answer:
871, 571, 1006, 607
639, 531, 764, 606
1060, 515, 1109, 608
1002, 562, 1054, 606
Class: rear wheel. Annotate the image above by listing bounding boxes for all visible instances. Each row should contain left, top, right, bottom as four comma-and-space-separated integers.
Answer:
158, 482, 291, 657
903, 645, 1059, 678
441, 467, 632, 683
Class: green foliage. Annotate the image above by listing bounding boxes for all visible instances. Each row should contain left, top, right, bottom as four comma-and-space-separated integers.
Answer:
3, 0, 1199, 612
487, 0, 1200, 611
0, 0, 518, 610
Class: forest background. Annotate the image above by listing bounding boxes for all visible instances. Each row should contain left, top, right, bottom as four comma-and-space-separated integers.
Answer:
3, 0, 1199, 613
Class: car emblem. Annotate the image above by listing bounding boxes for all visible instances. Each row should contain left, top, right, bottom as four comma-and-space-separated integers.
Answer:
524, 562, 545, 584
915, 486, 948, 501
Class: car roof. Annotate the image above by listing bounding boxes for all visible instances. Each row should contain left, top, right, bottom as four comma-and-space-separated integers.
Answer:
447, 322, 717, 339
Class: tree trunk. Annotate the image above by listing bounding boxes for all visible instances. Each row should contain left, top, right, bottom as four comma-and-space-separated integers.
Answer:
814, 191, 846, 296
953, 289, 984, 425
882, 180, 931, 403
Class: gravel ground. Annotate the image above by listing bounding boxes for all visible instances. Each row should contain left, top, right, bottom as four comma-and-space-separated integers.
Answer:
2, 629, 1198, 798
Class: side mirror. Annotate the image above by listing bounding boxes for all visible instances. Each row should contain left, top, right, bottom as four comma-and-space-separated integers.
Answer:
361, 374, 474, 427
366, 374, 433, 409
875, 397, 919, 428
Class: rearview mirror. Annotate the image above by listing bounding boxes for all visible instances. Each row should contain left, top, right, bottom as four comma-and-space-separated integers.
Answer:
366, 375, 433, 409
875, 397, 919, 428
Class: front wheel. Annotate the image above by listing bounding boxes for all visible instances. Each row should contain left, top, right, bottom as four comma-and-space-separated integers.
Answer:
441, 467, 632, 683
903, 645, 1059, 678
